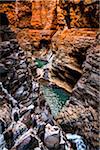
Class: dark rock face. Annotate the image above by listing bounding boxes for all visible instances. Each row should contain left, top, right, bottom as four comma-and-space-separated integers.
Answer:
0, 12, 16, 42
56, 42, 100, 150
0, 39, 38, 107
0, 82, 14, 127
0, 39, 40, 149
0, 25, 16, 42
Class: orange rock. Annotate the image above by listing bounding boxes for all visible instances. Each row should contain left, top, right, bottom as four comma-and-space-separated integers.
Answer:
0, 0, 99, 51
0, 0, 66, 51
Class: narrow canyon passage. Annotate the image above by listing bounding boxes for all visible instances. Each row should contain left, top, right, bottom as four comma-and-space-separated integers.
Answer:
0, 0, 99, 150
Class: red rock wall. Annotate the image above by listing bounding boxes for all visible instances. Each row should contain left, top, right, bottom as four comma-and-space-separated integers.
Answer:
15, 0, 64, 50
0, 0, 99, 51
0, 0, 62, 50
59, 0, 99, 28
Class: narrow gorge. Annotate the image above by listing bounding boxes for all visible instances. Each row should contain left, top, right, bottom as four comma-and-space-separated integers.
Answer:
0, 0, 99, 150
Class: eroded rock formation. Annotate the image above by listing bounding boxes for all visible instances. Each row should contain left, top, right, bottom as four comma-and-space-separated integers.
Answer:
0, 40, 74, 150
0, 0, 99, 150
59, 0, 99, 28
56, 41, 100, 149
51, 28, 97, 92
0, 0, 65, 51
0, 39, 39, 107
0, 0, 99, 49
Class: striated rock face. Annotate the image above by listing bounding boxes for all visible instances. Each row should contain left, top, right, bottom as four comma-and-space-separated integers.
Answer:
51, 29, 97, 92
56, 42, 100, 149
0, 39, 38, 107
15, 0, 66, 51
0, 83, 12, 127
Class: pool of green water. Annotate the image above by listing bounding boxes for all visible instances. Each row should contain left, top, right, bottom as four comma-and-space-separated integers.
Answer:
40, 85, 70, 116
35, 58, 48, 68
35, 58, 70, 116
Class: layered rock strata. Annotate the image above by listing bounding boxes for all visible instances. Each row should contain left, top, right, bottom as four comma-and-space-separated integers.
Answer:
0, 39, 38, 107
0, 0, 99, 51
15, 0, 65, 51
56, 41, 100, 149
0, 82, 12, 127
0, 0, 66, 51
51, 29, 97, 92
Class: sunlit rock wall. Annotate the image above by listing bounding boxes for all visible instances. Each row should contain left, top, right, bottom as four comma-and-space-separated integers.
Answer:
59, 0, 99, 28
0, 0, 66, 51
16, 0, 66, 51
0, 0, 99, 51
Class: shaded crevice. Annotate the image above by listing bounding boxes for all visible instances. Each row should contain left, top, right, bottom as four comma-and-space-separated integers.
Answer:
0, 13, 9, 26
39, 39, 51, 49
64, 4, 71, 29
0, 13, 16, 42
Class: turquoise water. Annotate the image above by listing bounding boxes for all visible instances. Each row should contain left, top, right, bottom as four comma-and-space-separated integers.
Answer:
35, 58, 70, 116
41, 85, 70, 116
35, 58, 48, 68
